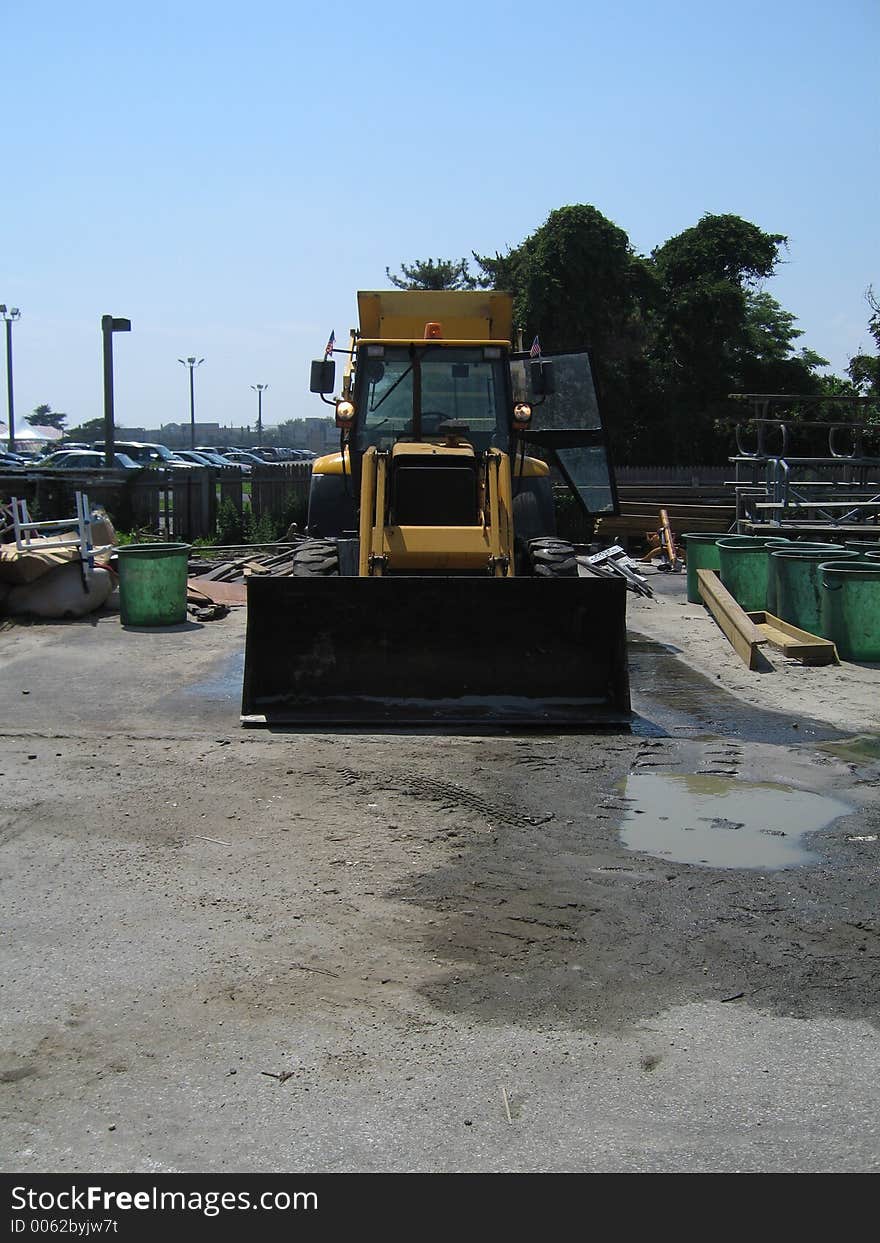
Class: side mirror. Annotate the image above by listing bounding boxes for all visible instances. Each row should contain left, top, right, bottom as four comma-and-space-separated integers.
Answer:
310, 359, 336, 394
530, 359, 555, 397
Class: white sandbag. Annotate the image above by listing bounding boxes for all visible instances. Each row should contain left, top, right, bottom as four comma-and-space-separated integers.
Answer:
6, 562, 113, 619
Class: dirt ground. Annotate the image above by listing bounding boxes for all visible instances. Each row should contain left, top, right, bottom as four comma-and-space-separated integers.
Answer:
1, 569, 878, 1173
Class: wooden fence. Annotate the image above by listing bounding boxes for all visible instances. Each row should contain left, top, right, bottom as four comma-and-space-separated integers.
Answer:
2, 461, 736, 548
0, 462, 313, 542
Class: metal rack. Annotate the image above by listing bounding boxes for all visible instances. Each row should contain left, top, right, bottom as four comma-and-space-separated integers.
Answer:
728, 396, 880, 535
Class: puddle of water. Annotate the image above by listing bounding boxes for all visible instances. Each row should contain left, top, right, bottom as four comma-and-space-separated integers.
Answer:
627, 636, 847, 744
618, 772, 852, 869
184, 649, 245, 701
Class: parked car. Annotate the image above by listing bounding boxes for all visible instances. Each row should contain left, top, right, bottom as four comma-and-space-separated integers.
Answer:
187, 448, 249, 472
174, 450, 220, 467
43, 442, 90, 454
220, 449, 281, 468
43, 450, 142, 471
192, 446, 252, 473
36, 450, 76, 468
0, 451, 28, 469
92, 440, 198, 469
264, 447, 314, 461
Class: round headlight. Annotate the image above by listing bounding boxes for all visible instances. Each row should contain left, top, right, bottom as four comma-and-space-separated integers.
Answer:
335, 400, 356, 427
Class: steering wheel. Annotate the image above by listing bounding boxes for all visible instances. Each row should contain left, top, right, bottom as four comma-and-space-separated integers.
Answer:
421, 412, 471, 434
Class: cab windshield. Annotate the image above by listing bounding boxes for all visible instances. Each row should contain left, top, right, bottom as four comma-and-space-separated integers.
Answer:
355, 345, 510, 452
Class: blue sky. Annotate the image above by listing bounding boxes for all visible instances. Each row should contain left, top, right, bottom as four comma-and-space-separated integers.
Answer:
1, 0, 877, 433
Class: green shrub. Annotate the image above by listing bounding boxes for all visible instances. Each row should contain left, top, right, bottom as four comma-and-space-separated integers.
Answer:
554, 490, 596, 543
216, 498, 243, 544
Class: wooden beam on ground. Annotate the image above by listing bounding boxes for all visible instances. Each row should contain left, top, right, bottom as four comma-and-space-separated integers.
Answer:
746, 612, 840, 665
696, 568, 767, 671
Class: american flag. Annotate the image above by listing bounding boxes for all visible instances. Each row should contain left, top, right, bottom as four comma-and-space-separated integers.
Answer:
529, 335, 541, 358
325, 329, 335, 357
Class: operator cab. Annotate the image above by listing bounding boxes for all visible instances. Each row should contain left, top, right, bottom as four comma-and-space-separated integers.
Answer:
353, 343, 511, 453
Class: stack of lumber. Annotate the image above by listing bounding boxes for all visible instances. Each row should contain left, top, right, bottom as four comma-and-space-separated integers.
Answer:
596, 486, 736, 546
187, 542, 304, 606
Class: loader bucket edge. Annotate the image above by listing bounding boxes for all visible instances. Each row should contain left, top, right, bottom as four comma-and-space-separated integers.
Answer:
241, 575, 631, 727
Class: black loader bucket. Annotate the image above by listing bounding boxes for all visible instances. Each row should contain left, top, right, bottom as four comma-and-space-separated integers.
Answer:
241, 575, 631, 727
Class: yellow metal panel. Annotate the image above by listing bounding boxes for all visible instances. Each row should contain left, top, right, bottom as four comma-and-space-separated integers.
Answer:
313, 448, 351, 476
384, 525, 493, 571
370, 451, 388, 574
358, 338, 509, 348
512, 455, 550, 478
358, 448, 377, 576
357, 290, 513, 343
486, 452, 503, 574
495, 450, 514, 576
390, 442, 476, 461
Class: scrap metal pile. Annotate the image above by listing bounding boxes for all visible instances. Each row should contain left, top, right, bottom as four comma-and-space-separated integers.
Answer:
186, 540, 306, 609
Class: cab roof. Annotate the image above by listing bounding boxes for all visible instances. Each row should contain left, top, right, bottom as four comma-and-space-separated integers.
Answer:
357, 290, 513, 344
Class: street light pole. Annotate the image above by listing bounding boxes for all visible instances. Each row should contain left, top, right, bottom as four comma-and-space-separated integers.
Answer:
102, 315, 132, 467
0, 304, 21, 449
178, 356, 204, 449
251, 384, 269, 444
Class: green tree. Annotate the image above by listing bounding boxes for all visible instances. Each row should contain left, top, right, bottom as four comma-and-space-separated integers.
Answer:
846, 287, 880, 397
385, 257, 477, 290
395, 207, 836, 466
26, 403, 67, 431
735, 291, 827, 394
65, 416, 105, 439
474, 205, 643, 353
474, 204, 655, 462
646, 214, 792, 461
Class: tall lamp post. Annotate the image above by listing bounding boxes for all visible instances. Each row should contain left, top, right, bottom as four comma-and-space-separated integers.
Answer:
251, 384, 269, 444
102, 315, 132, 467
178, 356, 204, 449
0, 304, 21, 449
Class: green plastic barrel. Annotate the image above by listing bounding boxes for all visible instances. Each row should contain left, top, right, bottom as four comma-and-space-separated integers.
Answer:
819, 559, 880, 661
764, 537, 800, 613
681, 532, 733, 603
844, 540, 880, 559
116, 542, 191, 627
770, 545, 846, 633
716, 537, 790, 613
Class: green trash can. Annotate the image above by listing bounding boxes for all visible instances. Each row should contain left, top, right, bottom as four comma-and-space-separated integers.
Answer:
681, 532, 733, 604
819, 559, 880, 661
116, 542, 191, 627
770, 545, 846, 633
844, 540, 880, 559
716, 537, 790, 613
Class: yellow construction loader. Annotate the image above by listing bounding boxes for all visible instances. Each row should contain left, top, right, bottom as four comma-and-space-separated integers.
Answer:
241, 290, 630, 725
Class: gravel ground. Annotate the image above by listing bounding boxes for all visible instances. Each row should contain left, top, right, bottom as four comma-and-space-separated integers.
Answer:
1, 572, 878, 1173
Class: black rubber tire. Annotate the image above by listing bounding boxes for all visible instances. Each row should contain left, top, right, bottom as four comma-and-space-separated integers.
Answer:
527, 536, 578, 578
292, 539, 340, 577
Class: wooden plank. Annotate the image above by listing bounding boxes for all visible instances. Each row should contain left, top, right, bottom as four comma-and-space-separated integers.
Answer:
746, 611, 840, 665
187, 576, 247, 606
696, 568, 767, 671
